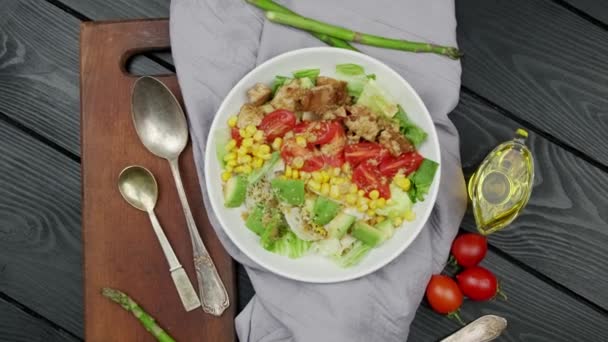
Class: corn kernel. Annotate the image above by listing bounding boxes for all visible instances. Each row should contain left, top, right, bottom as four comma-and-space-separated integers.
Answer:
221, 171, 232, 181
292, 170, 299, 179
223, 152, 237, 161
234, 166, 244, 173
238, 155, 253, 164
377, 216, 386, 223
345, 194, 357, 205
395, 176, 411, 191
321, 171, 330, 183
225, 165, 234, 172
226, 160, 237, 168
329, 185, 340, 199
358, 203, 369, 212
292, 157, 304, 169
367, 209, 376, 217
258, 144, 271, 154
392, 217, 404, 227
225, 139, 237, 151
242, 138, 254, 148
321, 183, 330, 196
245, 125, 257, 136
369, 190, 380, 200
272, 137, 283, 150
300, 171, 309, 179
237, 146, 248, 156
253, 130, 265, 142
296, 136, 307, 147
369, 199, 377, 209
312, 171, 323, 182
349, 184, 358, 194
404, 210, 416, 222
260, 153, 272, 160
377, 198, 386, 208
239, 128, 247, 138
227, 116, 238, 127
341, 163, 351, 174
242, 165, 253, 174
308, 180, 321, 191
357, 197, 368, 207
331, 167, 340, 176
253, 158, 264, 169
285, 166, 293, 178
358, 190, 366, 197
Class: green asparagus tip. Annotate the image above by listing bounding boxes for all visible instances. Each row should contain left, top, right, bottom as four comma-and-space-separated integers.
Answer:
447, 48, 463, 60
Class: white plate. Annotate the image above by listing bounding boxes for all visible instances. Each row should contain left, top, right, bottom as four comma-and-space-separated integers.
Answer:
204, 47, 440, 283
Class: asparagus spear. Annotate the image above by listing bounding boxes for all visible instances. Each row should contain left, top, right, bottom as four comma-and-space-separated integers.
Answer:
266, 11, 462, 59
101, 288, 176, 342
246, 0, 358, 51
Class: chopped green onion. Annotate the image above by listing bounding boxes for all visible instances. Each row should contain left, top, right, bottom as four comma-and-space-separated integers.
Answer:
272, 75, 291, 95
292, 68, 320, 80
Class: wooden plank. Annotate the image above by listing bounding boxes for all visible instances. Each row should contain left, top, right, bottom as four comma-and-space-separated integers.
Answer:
58, 0, 169, 20
0, 297, 79, 342
563, 0, 608, 25
0, 120, 82, 336
452, 92, 608, 309
410, 250, 608, 341
0, 0, 167, 156
457, 0, 608, 165
81, 19, 236, 341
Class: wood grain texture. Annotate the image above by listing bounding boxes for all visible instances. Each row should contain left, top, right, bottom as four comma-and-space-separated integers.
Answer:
453, 92, 608, 309
563, 0, 608, 25
59, 0, 169, 20
0, 297, 79, 342
81, 19, 235, 341
0, 120, 83, 336
410, 250, 608, 341
0, 0, 168, 156
457, 0, 608, 165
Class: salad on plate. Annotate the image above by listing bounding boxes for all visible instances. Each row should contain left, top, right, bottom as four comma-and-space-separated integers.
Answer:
217, 64, 438, 267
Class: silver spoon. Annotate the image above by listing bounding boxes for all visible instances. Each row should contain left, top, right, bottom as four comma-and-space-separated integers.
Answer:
131, 76, 229, 316
118, 166, 201, 312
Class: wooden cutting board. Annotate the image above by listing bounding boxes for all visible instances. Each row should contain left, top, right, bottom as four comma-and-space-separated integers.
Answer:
80, 19, 236, 341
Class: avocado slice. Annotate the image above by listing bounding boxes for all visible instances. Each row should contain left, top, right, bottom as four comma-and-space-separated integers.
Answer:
224, 175, 248, 208
325, 212, 356, 239
375, 220, 394, 239
351, 221, 386, 247
312, 196, 341, 225
245, 206, 266, 236
271, 178, 305, 206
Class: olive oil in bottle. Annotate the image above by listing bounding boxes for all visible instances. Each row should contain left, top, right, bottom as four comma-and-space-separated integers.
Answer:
468, 129, 534, 235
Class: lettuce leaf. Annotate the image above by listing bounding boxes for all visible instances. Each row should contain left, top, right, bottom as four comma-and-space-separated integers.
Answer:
267, 230, 311, 258
394, 105, 428, 148
408, 159, 439, 203
271, 75, 291, 95
356, 79, 398, 118
332, 241, 371, 267
336, 63, 365, 76
292, 68, 320, 80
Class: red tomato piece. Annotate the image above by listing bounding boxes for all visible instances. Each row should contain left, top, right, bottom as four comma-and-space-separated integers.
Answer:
352, 162, 391, 199
231, 127, 242, 146
294, 121, 341, 146
320, 124, 346, 167
451, 234, 488, 268
426, 275, 463, 314
258, 109, 297, 141
456, 267, 499, 301
301, 154, 325, 172
281, 138, 325, 172
344, 142, 390, 167
378, 151, 424, 178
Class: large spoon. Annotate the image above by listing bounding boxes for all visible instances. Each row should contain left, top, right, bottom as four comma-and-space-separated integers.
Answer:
131, 76, 229, 316
118, 166, 201, 312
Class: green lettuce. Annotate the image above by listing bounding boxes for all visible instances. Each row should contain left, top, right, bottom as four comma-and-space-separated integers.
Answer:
333, 241, 371, 267
271, 75, 291, 95
394, 105, 428, 148
292, 68, 320, 81
356, 79, 398, 118
408, 159, 439, 203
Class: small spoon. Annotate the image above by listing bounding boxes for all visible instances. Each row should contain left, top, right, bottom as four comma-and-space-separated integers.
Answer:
131, 76, 229, 316
441, 315, 507, 342
118, 165, 201, 312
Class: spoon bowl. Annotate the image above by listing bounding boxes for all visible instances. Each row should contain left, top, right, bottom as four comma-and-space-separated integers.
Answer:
131, 76, 188, 160
118, 165, 158, 212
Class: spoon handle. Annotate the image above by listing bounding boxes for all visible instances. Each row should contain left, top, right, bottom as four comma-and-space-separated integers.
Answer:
440, 315, 507, 342
169, 159, 230, 316
148, 211, 201, 312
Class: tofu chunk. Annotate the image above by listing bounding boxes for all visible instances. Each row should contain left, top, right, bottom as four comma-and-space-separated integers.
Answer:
378, 127, 414, 156
271, 79, 309, 112
237, 104, 265, 128
247, 83, 272, 106
344, 105, 381, 141
301, 77, 349, 114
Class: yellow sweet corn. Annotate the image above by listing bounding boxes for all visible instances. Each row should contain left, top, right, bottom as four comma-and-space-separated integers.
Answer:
369, 190, 380, 200
329, 185, 340, 199
245, 124, 257, 136
404, 210, 416, 222
345, 193, 357, 205
242, 165, 253, 174
358, 203, 369, 212
300, 171, 309, 180
292, 170, 300, 179
234, 166, 244, 173
376, 216, 385, 223
394, 176, 411, 191
237, 146, 248, 156
296, 136, 307, 147
285, 166, 293, 178
258, 144, 271, 154
225, 165, 234, 172
341, 163, 351, 174
226, 160, 237, 167
358, 190, 366, 197
377, 198, 386, 208
260, 153, 272, 160
369, 200, 377, 209
225, 139, 237, 151
321, 171, 330, 183
321, 183, 330, 196
227, 116, 238, 127
253, 130, 265, 142
242, 138, 254, 148
221, 171, 232, 181
292, 157, 304, 169
223, 152, 237, 161
272, 137, 283, 150
392, 217, 404, 227
308, 180, 322, 191
253, 158, 264, 169
367, 209, 376, 217
312, 171, 323, 183
349, 184, 358, 194
238, 155, 253, 164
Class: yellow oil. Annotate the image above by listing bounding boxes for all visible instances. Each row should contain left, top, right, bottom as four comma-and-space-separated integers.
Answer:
468, 129, 534, 235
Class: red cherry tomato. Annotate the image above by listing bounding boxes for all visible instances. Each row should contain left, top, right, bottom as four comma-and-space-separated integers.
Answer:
258, 109, 297, 141
231, 127, 242, 146
294, 121, 340, 145
320, 124, 346, 167
344, 142, 390, 167
456, 266, 499, 301
378, 151, 424, 178
280, 138, 325, 172
426, 275, 463, 314
451, 234, 488, 268
352, 162, 390, 199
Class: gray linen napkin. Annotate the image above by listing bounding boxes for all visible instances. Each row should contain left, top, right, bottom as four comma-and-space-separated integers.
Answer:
170, 1, 467, 340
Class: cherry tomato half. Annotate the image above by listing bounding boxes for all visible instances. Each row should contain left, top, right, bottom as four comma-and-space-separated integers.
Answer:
426, 275, 463, 314
451, 234, 488, 268
456, 266, 499, 301
344, 142, 390, 167
320, 124, 346, 167
352, 162, 390, 199
378, 151, 424, 178
280, 138, 325, 172
258, 109, 297, 141
294, 121, 340, 145
231, 127, 242, 146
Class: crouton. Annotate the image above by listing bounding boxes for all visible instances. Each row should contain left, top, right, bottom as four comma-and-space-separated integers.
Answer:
237, 104, 264, 128
247, 83, 272, 106
378, 127, 414, 156
344, 105, 381, 141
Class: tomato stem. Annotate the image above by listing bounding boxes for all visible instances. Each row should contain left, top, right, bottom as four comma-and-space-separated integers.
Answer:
447, 310, 466, 326
496, 282, 508, 301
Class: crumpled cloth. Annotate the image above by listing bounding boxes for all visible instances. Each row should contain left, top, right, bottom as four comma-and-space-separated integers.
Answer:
170, 0, 466, 340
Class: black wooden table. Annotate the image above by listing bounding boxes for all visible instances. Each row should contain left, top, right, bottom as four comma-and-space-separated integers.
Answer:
2, 0, 608, 340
